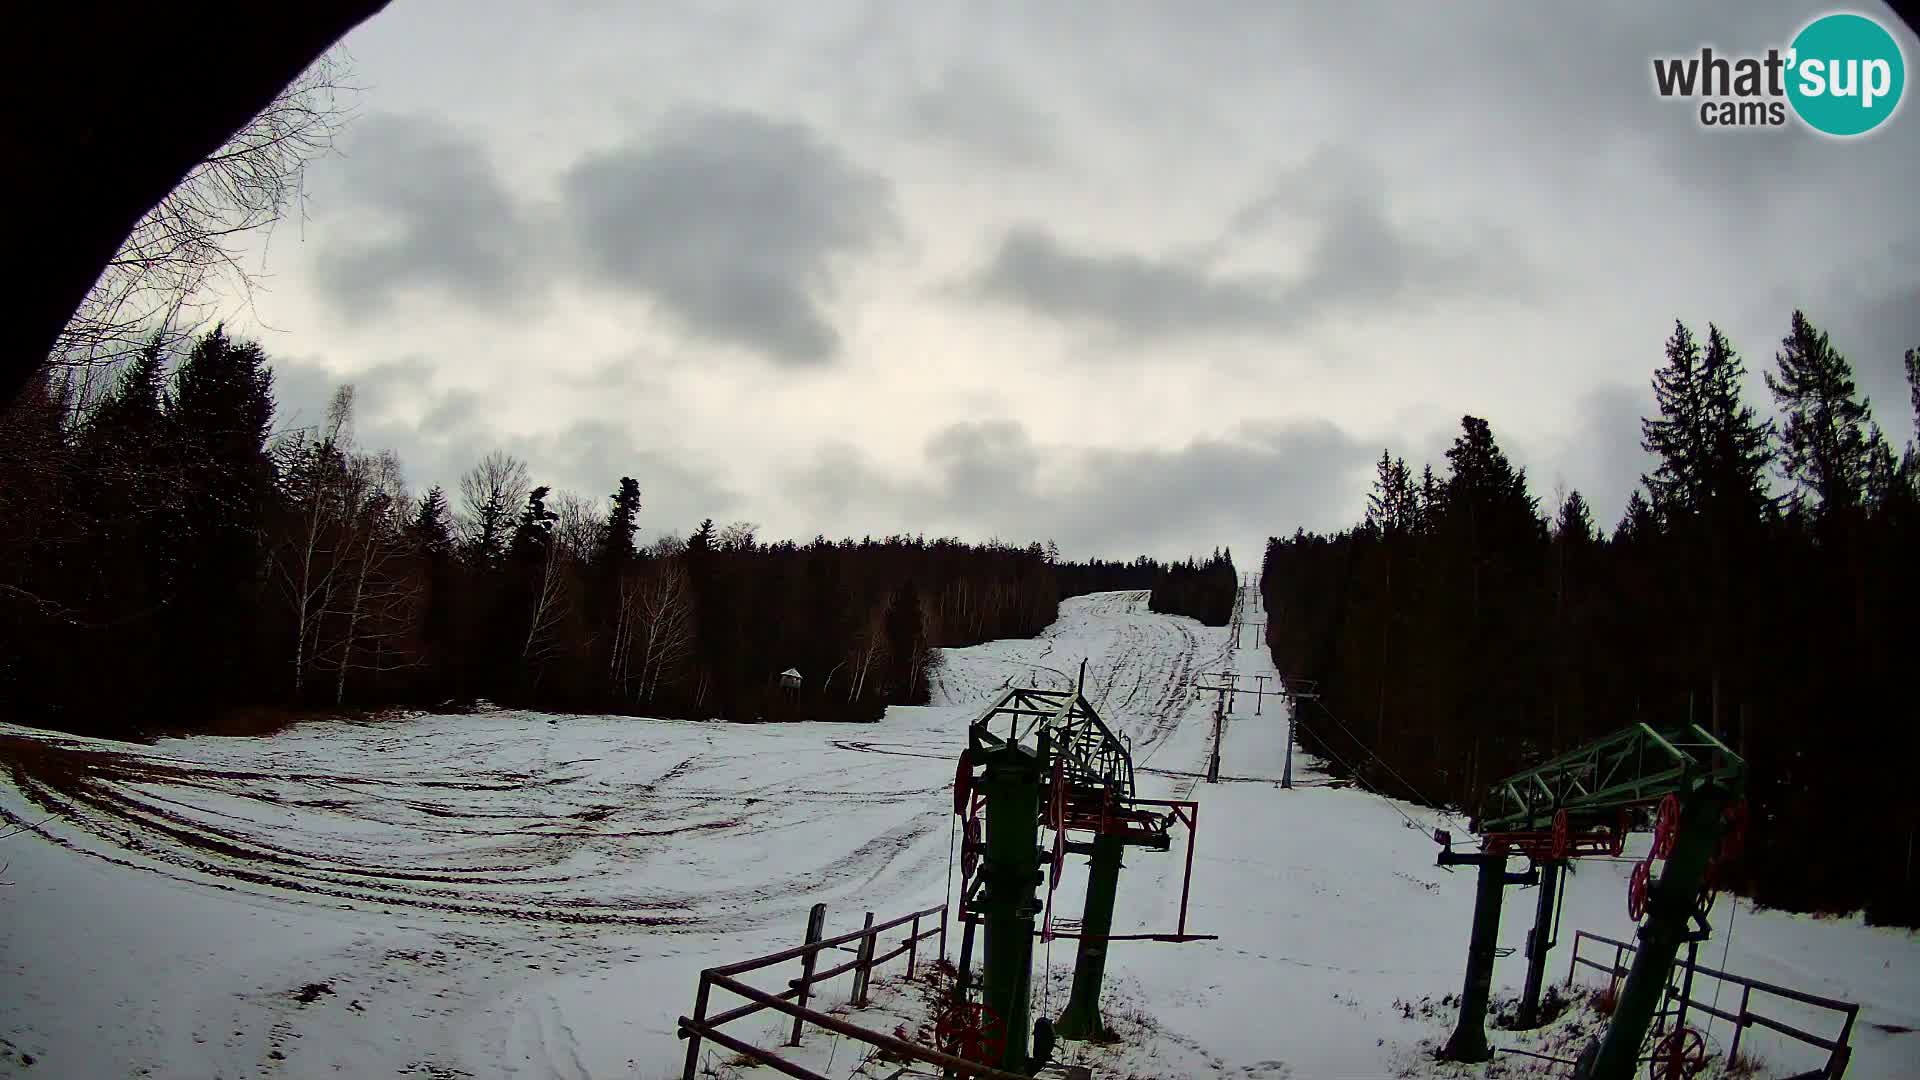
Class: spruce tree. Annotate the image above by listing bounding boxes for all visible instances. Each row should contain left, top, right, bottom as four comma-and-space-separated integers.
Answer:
1697, 324, 1776, 524
510, 486, 557, 562
1902, 347, 1920, 486
165, 326, 277, 707
599, 478, 641, 566
1766, 311, 1880, 517
1641, 320, 1709, 518
1614, 489, 1656, 542
410, 487, 454, 556
1554, 490, 1595, 544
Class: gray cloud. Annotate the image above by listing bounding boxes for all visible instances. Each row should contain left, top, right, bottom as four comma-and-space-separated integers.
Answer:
269, 352, 436, 435
561, 107, 897, 366
904, 65, 1058, 165
972, 227, 1283, 339
251, 2, 1919, 565
1799, 237, 1920, 447
269, 355, 739, 540
782, 417, 1372, 561
1522, 384, 1663, 531
311, 113, 543, 319
970, 154, 1524, 341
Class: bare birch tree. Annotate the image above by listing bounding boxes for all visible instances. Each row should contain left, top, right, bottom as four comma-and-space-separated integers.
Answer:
718, 520, 760, 552
847, 596, 892, 703
326, 449, 417, 704
54, 54, 358, 397
636, 557, 695, 703
550, 490, 605, 564
457, 450, 530, 563
520, 523, 571, 669
271, 386, 354, 697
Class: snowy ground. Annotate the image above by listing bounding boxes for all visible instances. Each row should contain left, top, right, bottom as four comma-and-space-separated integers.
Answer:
1, 589, 1915, 1079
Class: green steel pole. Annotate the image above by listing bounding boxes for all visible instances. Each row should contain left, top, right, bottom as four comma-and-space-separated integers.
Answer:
1579, 788, 1731, 1080
1515, 859, 1562, 1029
1055, 831, 1125, 1039
1440, 843, 1511, 1062
978, 742, 1043, 1073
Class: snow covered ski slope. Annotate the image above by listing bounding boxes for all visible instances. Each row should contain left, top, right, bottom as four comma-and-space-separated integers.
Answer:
1, 589, 1915, 1079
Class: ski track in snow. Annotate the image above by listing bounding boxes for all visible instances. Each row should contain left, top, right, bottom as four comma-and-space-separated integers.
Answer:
2, 589, 1916, 1080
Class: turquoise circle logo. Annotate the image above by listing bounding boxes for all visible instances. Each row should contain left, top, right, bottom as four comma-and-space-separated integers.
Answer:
1787, 12, 1905, 136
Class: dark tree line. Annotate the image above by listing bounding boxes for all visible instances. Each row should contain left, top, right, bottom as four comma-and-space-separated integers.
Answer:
0, 329, 1161, 732
1149, 549, 1239, 625
1053, 553, 1179, 601
1264, 313, 1919, 926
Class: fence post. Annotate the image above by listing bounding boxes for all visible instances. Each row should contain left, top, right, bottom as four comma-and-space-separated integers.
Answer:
853, 911, 877, 1007
1565, 933, 1579, 988
1673, 940, 1699, 1034
682, 973, 712, 1080
938, 903, 948, 964
908, 912, 922, 981
1728, 985, 1751, 1065
788, 902, 828, 1047
1830, 1005, 1858, 1080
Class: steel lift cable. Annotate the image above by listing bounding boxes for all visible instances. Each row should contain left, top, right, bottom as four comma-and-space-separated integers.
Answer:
1289, 708, 1440, 839
1309, 696, 1447, 818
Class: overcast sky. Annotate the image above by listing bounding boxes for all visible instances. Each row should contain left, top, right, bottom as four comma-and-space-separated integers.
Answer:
230, 1, 1920, 565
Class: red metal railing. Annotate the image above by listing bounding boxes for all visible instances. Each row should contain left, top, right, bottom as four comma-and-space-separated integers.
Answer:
1566, 929, 1859, 1079
677, 901, 1036, 1080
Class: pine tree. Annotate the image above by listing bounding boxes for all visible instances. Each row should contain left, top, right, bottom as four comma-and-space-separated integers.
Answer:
410, 487, 454, 557
88, 339, 168, 454
165, 326, 277, 706
1900, 347, 1919, 487
1697, 325, 1776, 523
510, 486, 557, 562
1366, 451, 1416, 536
598, 477, 642, 567
1416, 464, 1440, 534
77, 339, 173, 577
1766, 311, 1880, 517
1615, 488, 1656, 542
1641, 320, 1709, 518
1441, 416, 1539, 536
687, 518, 716, 557
1554, 490, 1595, 544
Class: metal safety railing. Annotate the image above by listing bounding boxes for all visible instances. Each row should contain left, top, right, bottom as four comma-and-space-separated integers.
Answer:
1566, 930, 1859, 1079
676, 901, 1035, 1080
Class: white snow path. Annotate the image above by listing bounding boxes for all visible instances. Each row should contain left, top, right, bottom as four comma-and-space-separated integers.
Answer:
1, 589, 1914, 1080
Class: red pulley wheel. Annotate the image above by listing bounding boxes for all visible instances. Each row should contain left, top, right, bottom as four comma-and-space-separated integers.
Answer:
1552, 809, 1570, 860
935, 1001, 1006, 1065
954, 749, 974, 816
1611, 808, 1631, 857
1648, 1026, 1706, 1079
1628, 859, 1652, 922
1652, 794, 1681, 860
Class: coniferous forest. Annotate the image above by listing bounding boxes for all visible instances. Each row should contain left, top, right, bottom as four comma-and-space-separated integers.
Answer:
1264, 312, 1920, 925
1149, 549, 1239, 626
0, 328, 1218, 734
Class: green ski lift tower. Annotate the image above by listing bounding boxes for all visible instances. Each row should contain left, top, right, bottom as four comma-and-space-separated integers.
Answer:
946, 663, 1209, 1074
1433, 722, 1746, 1080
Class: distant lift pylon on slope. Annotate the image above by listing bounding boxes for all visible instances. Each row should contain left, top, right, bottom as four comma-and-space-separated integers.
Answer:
948, 660, 1214, 1075
1433, 722, 1746, 1080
